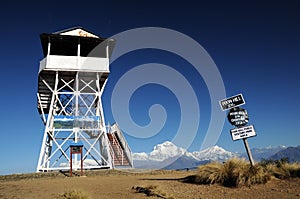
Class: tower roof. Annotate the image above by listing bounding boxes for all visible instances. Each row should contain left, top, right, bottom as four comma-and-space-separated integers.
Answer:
40, 27, 115, 57
53, 27, 100, 38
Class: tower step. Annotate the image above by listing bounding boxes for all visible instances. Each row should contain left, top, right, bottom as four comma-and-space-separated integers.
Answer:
107, 133, 130, 166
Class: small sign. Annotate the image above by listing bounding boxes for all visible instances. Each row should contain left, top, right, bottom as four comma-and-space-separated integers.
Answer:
219, 94, 245, 111
227, 107, 249, 127
230, 125, 256, 141
71, 146, 81, 154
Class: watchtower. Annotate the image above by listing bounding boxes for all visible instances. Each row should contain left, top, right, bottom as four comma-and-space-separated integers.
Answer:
36, 27, 133, 172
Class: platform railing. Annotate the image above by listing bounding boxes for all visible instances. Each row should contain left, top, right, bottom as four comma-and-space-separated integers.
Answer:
39, 55, 109, 72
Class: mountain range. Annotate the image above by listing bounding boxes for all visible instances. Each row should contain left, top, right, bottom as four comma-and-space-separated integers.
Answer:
240, 146, 287, 161
269, 146, 300, 162
132, 141, 299, 170
133, 141, 238, 170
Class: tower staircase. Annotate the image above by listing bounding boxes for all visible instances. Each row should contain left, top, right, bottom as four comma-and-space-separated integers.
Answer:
107, 123, 133, 167
37, 73, 55, 116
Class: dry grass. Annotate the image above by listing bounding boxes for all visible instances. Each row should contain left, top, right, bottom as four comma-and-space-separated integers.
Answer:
191, 158, 300, 188
57, 189, 90, 199
194, 158, 270, 187
132, 184, 174, 199
265, 162, 300, 179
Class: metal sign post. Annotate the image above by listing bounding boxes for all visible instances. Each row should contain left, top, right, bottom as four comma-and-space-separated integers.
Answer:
220, 94, 255, 166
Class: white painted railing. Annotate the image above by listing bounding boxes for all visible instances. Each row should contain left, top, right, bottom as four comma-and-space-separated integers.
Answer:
110, 132, 124, 165
39, 55, 109, 72
110, 123, 133, 167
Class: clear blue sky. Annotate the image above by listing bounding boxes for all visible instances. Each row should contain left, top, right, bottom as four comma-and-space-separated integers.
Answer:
0, 1, 299, 175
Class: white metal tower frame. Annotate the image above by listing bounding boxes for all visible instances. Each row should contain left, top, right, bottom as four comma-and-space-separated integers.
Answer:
36, 28, 114, 172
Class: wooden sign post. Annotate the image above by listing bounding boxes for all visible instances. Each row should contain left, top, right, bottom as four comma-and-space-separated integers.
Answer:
220, 94, 256, 166
70, 144, 83, 177
243, 138, 254, 166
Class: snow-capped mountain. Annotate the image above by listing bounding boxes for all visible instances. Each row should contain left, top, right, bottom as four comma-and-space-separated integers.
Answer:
133, 141, 238, 169
149, 141, 187, 161
192, 145, 238, 161
133, 141, 199, 162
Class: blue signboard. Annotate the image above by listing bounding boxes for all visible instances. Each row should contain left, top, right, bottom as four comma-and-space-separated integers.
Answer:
53, 116, 100, 129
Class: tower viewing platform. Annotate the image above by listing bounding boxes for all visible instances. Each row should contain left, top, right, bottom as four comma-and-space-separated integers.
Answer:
39, 27, 114, 73
37, 27, 114, 115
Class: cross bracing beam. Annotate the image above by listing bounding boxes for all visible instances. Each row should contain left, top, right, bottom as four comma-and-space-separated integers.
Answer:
58, 79, 75, 92
36, 71, 112, 172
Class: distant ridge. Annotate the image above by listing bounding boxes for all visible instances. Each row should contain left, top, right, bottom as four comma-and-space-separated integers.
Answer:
270, 146, 300, 162
242, 146, 287, 161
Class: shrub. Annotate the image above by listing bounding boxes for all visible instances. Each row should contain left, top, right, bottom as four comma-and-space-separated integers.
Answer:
285, 162, 300, 178
187, 158, 300, 188
195, 162, 224, 185
196, 158, 270, 187
260, 158, 290, 168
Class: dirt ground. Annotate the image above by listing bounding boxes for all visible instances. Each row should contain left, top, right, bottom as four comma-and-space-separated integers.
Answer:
0, 169, 299, 199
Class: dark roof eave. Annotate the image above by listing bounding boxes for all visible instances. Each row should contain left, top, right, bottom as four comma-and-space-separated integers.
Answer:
39, 33, 116, 58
